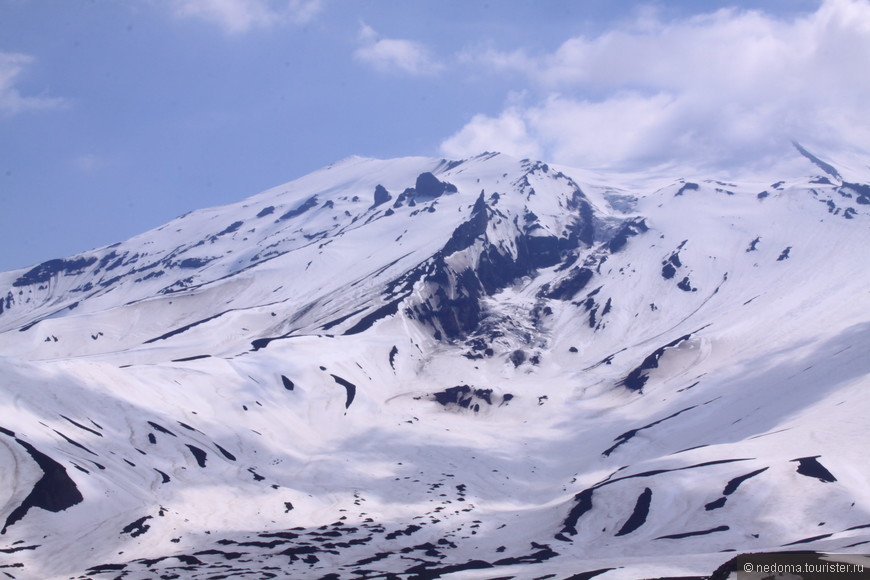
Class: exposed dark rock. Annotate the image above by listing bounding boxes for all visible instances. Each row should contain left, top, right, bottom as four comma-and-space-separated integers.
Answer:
256, 206, 275, 217
661, 249, 682, 279
277, 196, 318, 221
52, 429, 97, 456
621, 332, 696, 391
214, 443, 236, 461
331, 374, 357, 409
677, 276, 696, 292
746, 236, 761, 252
86, 563, 127, 573
13, 257, 98, 287
791, 456, 837, 482
442, 193, 488, 256
565, 189, 596, 246
147, 421, 177, 437
213, 221, 243, 238
320, 306, 369, 331
704, 497, 727, 511
492, 542, 559, 565
185, 445, 208, 468
171, 354, 211, 362
1, 437, 84, 534
415, 172, 457, 199
281, 375, 295, 391
561, 569, 614, 580
608, 218, 648, 253
723, 467, 769, 494
122, 516, 153, 538
343, 298, 404, 335
793, 141, 842, 180
385, 524, 422, 540
655, 525, 729, 540
615, 488, 652, 536
372, 184, 392, 207
675, 182, 700, 196
782, 532, 835, 546
509, 350, 526, 367
559, 488, 594, 538
603, 404, 699, 456
429, 385, 509, 412
777, 247, 792, 261
525, 233, 561, 268
540, 267, 593, 300
403, 558, 493, 578
145, 310, 230, 343
178, 257, 216, 269
407, 263, 485, 341
60, 415, 102, 437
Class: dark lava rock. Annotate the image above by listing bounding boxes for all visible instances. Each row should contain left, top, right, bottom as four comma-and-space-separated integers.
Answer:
608, 218, 648, 253
278, 196, 318, 221
373, 184, 392, 207
541, 267, 594, 301
331, 374, 357, 409
675, 182, 699, 196
1, 436, 84, 533
622, 332, 694, 391
415, 172, 457, 199
13, 257, 98, 287
615, 488, 652, 536
791, 456, 837, 482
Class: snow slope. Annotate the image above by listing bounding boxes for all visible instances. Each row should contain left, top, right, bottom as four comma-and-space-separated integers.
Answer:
0, 146, 869, 579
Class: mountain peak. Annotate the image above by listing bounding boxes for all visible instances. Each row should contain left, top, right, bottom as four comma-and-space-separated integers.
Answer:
0, 153, 869, 579
792, 140, 843, 181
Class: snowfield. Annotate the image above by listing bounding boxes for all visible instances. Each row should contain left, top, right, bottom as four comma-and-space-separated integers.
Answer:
0, 147, 869, 579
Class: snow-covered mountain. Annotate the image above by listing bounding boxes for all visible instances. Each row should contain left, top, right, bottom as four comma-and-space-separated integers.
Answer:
1, 146, 869, 579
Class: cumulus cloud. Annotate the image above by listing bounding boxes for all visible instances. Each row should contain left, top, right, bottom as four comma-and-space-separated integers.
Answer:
440, 107, 542, 161
444, 0, 870, 173
354, 24, 443, 76
0, 52, 66, 117
168, 0, 323, 34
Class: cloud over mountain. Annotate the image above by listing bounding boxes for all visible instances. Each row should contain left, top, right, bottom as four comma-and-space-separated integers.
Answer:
443, 0, 870, 173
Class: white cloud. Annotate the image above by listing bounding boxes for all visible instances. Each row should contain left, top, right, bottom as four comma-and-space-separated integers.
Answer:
71, 154, 105, 174
444, 0, 870, 172
440, 107, 541, 161
0, 52, 66, 117
354, 24, 443, 76
168, 0, 323, 34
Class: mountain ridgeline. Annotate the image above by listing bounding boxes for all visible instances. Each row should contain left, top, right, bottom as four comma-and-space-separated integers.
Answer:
0, 148, 869, 579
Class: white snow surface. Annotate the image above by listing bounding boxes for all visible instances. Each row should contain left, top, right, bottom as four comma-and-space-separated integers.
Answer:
0, 148, 869, 579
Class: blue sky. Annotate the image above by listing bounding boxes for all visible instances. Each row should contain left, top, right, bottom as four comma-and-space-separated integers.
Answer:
1, 0, 864, 271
